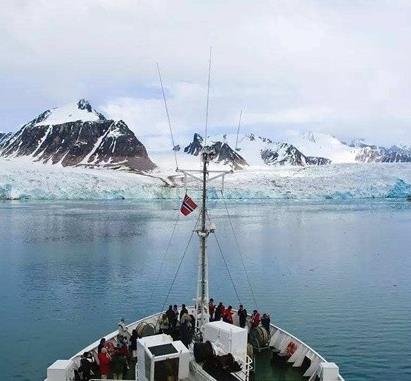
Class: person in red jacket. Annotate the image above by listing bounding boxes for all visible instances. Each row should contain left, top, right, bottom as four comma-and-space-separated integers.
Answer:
223, 305, 234, 324
220, 303, 226, 319
98, 347, 111, 379
251, 310, 261, 328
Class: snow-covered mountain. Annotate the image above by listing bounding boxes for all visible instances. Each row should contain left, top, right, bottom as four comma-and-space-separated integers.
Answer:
178, 131, 411, 167
2, 99, 411, 175
349, 141, 411, 163
176, 132, 330, 168
0, 100, 155, 172
286, 131, 358, 163
183, 133, 248, 169
287, 131, 411, 164
260, 143, 331, 166
0, 132, 12, 145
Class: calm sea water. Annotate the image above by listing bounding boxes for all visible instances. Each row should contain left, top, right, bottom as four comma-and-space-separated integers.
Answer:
0, 199, 410, 381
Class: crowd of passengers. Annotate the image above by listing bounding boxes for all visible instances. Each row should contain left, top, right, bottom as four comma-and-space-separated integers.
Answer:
76, 319, 135, 380
76, 301, 270, 380
158, 300, 271, 343
207, 299, 271, 333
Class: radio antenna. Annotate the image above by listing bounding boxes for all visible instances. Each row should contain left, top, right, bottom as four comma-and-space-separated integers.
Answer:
156, 62, 178, 170
204, 47, 212, 147
235, 109, 243, 151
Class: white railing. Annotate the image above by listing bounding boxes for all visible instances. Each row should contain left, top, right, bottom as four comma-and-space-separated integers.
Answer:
231, 354, 253, 381
267, 323, 345, 381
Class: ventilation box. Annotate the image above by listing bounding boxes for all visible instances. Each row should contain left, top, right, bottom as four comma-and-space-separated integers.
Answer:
137, 334, 190, 381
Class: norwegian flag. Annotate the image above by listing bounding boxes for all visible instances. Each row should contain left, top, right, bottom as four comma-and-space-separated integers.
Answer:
180, 194, 198, 216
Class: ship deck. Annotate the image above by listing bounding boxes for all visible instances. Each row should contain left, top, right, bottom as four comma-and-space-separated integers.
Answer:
87, 350, 311, 381
47, 307, 344, 381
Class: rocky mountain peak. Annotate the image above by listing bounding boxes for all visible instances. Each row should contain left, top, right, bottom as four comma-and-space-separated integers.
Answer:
303, 131, 317, 143
77, 99, 93, 112
184, 133, 248, 169
0, 101, 155, 172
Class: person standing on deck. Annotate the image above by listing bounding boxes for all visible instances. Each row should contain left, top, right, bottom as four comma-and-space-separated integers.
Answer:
118, 319, 130, 343
79, 352, 95, 381
214, 302, 224, 321
98, 338, 106, 354
251, 310, 261, 328
179, 312, 192, 347
129, 329, 138, 359
261, 313, 270, 333
98, 347, 111, 380
180, 304, 188, 321
159, 314, 169, 334
111, 351, 126, 380
166, 305, 176, 330
173, 305, 179, 326
223, 305, 234, 324
238, 304, 247, 328
209, 298, 215, 321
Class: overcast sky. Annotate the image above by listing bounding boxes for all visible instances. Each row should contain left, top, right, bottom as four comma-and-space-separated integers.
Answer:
1, 0, 411, 147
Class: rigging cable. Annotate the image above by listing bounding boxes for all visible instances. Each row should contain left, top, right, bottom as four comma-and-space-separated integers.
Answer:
206, 210, 242, 304
204, 47, 212, 147
149, 211, 181, 302
212, 228, 242, 306
219, 190, 259, 309
234, 109, 243, 151
160, 212, 201, 312
156, 62, 179, 170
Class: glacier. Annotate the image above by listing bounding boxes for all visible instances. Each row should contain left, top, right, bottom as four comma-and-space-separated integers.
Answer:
1, 157, 411, 201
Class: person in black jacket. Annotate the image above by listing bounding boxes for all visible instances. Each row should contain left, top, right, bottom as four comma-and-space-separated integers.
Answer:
79, 352, 96, 381
179, 304, 188, 321
97, 338, 106, 354
261, 313, 270, 333
129, 329, 138, 358
238, 305, 247, 328
166, 305, 176, 330
214, 302, 224, 321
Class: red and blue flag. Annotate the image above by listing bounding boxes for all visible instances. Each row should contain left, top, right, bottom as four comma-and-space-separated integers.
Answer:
180, 194, 198, 216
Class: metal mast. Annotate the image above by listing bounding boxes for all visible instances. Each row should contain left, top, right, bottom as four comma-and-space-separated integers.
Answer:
195, 47, 213, 335
195, 150, 211, 335
178, 161, 231, 337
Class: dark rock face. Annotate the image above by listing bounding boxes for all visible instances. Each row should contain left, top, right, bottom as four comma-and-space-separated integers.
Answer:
0, 132, 12, 145
355, 145, 411, 163
184, 133, 248, 169
306, 156, 332, 165
77, 99, 106, 120
210, 141, 248, 169
184, 133, 203, 156
0, 101, 155, 172
348, 139, 411, 163
260, 141, 330, 166
86, 120, 155, 171
261, 144, 306, 166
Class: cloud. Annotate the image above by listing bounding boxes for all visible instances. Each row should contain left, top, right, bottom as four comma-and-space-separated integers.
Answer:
1, 0, 411, 145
